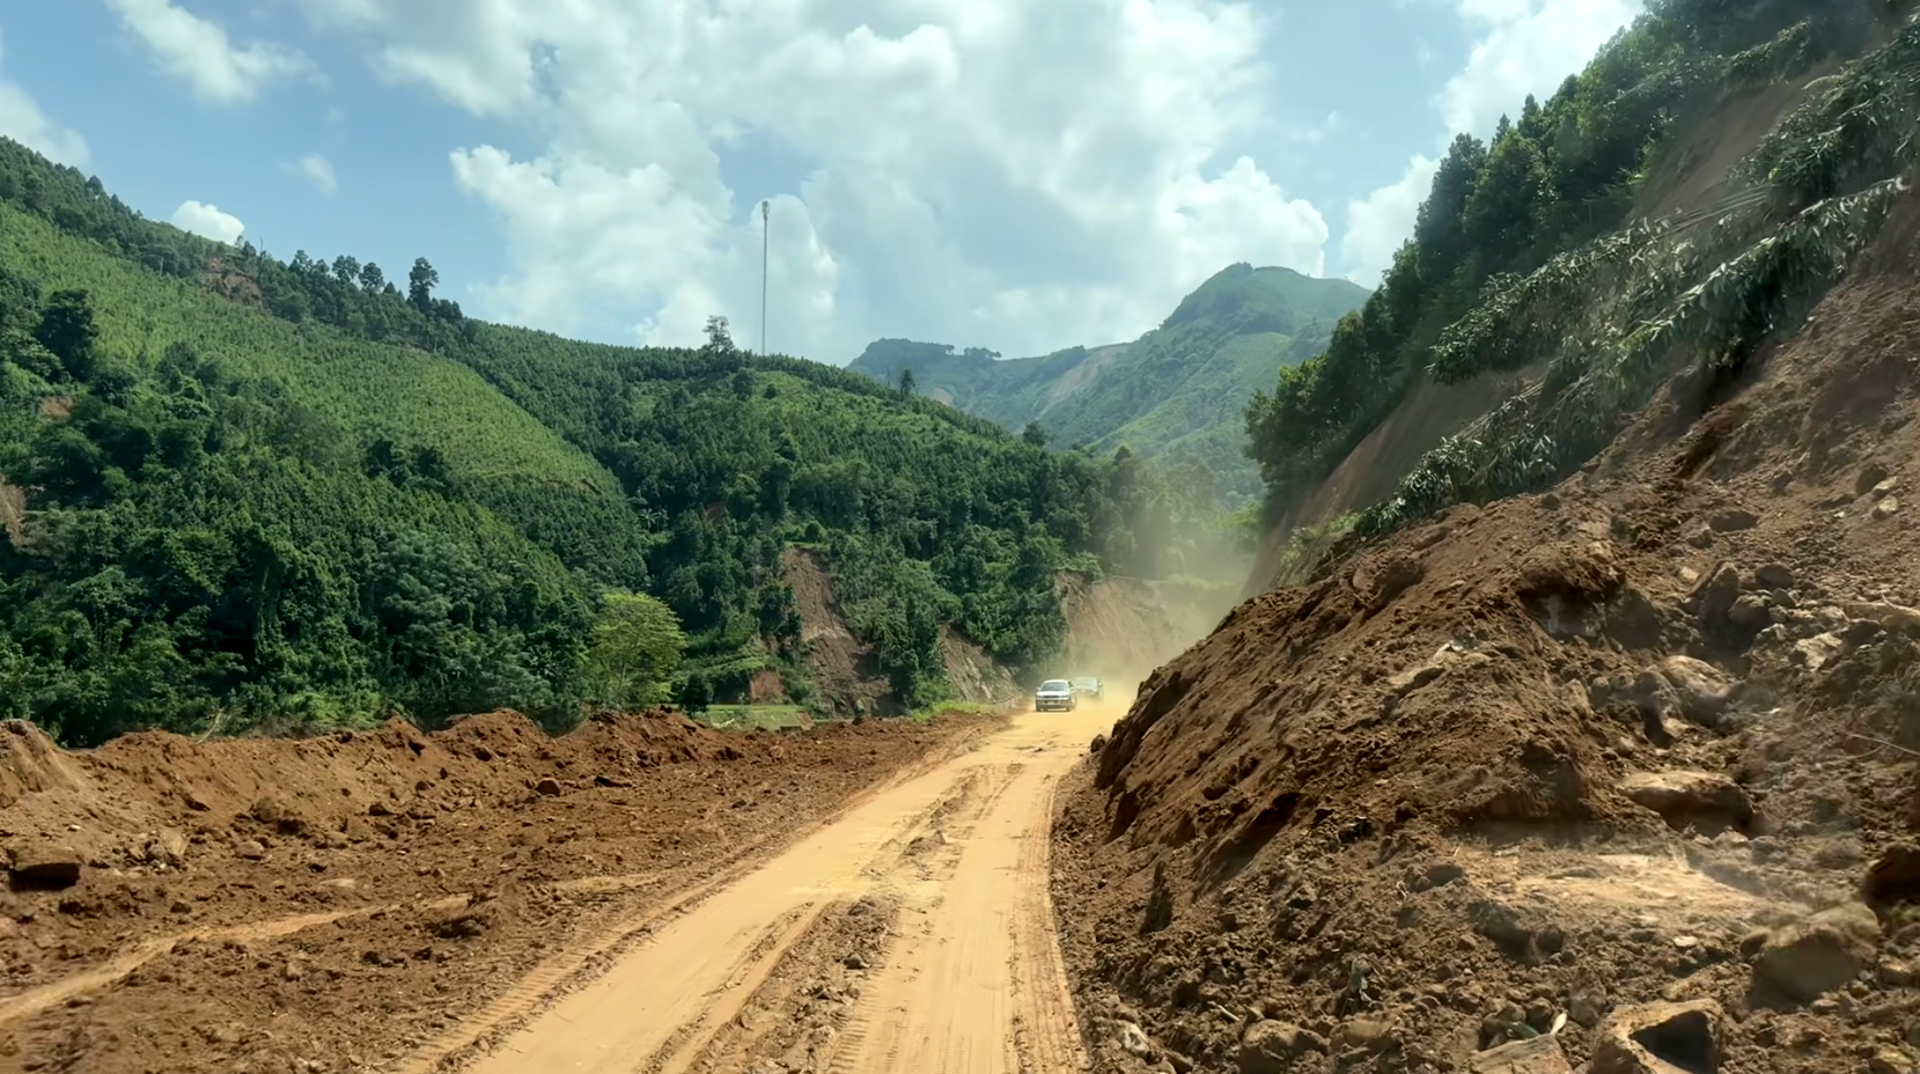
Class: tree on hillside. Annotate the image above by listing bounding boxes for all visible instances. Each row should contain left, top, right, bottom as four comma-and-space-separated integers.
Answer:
1464, 132, 1551, 269
1022, 422, 1049, 448
703, 314, 735, 356
358, 262, 386, 293
408, 257, 439, 312
583, 591, 687, 710
897, 367, 916, 399
332, 255, 360, 286
34, 290, 98, 380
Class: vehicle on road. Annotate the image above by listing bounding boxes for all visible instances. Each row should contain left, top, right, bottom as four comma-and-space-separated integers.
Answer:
1070, 676, 1103, 701
1034, 679, 1076, 712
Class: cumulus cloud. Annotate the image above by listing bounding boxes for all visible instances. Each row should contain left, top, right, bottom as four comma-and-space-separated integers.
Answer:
106, 0, 314, 106
289, 152, 338, 195
1339, 0, 1640, 281
288, 0, 1329, 360
1341, 153, 1440, 286
0, 28, 90, 167
1436, 0, 1643, 139
170, 199, 245, 243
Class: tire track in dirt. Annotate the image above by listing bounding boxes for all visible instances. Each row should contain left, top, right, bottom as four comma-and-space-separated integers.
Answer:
671, 761, 1023, 1074
0, 717, 1004, 1065
820, 718, 1103, 1074
1008, 778, 1086, 1074
400, 750, 1001, 1074
429, 708, 1109, 1074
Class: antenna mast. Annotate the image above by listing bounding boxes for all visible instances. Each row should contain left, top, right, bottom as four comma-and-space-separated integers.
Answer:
760, 199, 770, 355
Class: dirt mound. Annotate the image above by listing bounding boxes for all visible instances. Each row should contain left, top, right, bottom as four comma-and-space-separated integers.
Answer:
0, 705, 995, 1073
1053, 182, 1920, 1074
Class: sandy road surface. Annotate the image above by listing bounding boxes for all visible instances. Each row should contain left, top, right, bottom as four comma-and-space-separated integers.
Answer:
440, 704, 1118, 1074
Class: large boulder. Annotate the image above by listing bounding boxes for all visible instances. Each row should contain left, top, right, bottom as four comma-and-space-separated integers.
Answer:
8, 845, 83, 890
1619, 770, 1752, 835
1591, 1000, 1724, 1074
1752, 903, 1880, 1005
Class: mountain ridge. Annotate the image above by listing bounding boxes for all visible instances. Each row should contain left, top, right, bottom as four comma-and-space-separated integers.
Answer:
848, 263, 1371, 506
0, 136, 1213, 744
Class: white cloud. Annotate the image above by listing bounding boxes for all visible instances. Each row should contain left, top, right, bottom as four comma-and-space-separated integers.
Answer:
170, 199, 245, 243
290, 152, 338, 195
1341, 153, 1440, 285
105, 0, 314, 106
288, 0, 1330, 361
0, 28, 90, 167
1339, 0, 1639, 282
1436, 0, 1642, 139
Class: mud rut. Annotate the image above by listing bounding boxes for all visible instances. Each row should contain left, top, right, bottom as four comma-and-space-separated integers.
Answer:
396, 706, 1116, 1074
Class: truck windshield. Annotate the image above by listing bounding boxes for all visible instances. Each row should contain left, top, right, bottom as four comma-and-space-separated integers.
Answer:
1040, 680, 1069, 692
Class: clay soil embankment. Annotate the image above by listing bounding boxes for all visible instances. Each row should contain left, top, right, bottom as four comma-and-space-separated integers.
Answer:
1053, 186, 1920, 1074
0, 707, 995, 1073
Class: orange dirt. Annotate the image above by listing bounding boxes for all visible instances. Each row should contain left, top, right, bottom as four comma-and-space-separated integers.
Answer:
1053, 181, 1920, 1074
0, 708, 997, 1073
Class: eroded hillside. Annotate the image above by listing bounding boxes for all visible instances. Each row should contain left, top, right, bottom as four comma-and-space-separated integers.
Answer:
1057, 175, 1920, 1074
1056, 5, 1920, 1073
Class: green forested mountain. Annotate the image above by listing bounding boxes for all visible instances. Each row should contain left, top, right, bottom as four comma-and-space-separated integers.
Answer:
0, 138, 1203, 745
1244, 0, 1898, 536
848, 264, 1370, 507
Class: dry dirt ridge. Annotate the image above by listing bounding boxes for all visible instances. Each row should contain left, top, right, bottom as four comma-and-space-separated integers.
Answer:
1, 701, 1118, 1074
1051, 180, 1920, 1068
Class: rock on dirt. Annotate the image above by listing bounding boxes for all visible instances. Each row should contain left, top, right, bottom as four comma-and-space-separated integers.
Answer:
1050, 174, 1920, 1074
1118, 1020, 1154, 1059
1751, 903, 1880, 1006
1592, 999, 1724, 1074
1238, 1020, 1327, 1074
533, 777, 563, 797
1707, 508, 1759, 533
8, 845, 83, 890
1652, 656, 1733, 726
1619, 770, 1752, 835
1470, 1035, 1573, 1074
1865, 844, 1920, 905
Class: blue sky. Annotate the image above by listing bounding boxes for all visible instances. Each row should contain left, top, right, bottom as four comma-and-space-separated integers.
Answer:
0, 0, 1640, 363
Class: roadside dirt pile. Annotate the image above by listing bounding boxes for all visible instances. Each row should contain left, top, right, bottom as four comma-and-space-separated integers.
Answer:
0, 707, 991, 1073
1053, 187, 1920, 1074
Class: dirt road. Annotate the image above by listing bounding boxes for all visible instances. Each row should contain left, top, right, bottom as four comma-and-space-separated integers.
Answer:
430, 704, 1116, 1074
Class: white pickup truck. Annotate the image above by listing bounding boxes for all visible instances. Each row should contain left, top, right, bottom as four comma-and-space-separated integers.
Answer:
1034, 679, 1076, 712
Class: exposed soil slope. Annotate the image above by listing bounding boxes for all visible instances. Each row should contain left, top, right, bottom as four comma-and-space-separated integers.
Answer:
1246, 64, 1845, 600
1245, 365, 1543, 596
0, 708, 994, 1073
783, 547, 897, 715
1054, 182, 1920, 1074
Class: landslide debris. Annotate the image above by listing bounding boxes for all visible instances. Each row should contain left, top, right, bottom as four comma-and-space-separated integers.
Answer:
1053, 177, 1920, 1074
0, 708, 989, 1073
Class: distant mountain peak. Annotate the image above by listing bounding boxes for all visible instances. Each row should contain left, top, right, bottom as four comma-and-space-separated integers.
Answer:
847, 262, 1371, 508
